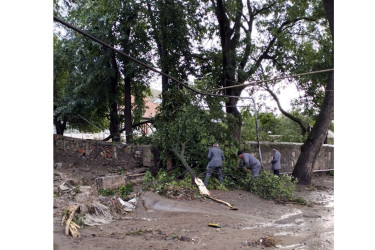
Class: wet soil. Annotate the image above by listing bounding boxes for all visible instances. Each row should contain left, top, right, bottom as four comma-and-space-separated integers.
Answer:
53, 158, 334, 250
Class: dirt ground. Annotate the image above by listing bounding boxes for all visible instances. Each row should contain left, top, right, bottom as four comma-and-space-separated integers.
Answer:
53, 155, 334, 250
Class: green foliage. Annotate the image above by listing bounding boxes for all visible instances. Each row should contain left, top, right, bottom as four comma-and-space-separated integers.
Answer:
73, 214, 86, 227
131, 134, 153, 145
243, 171, 300, 202
142, 170, 200, 197
241, 111, 314, 143
54, 0, 152, 138
153, 88, 237, 174
142, 170, 156, 191
98, 183, 134, 199
74, 185, 81, 193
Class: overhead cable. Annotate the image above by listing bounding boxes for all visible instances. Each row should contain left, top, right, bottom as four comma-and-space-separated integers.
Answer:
212, 68, 334, 91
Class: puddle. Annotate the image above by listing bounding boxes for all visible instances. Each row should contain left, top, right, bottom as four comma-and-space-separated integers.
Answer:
276, 243, 305, 249
273, 231, 295, 236
242, 209, 304, 230
278, 209, 303, 220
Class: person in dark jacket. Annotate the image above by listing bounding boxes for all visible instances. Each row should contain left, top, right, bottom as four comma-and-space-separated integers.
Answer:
204, 143, 225, 186
237, 151, 261, 176
271, 147, 281, 176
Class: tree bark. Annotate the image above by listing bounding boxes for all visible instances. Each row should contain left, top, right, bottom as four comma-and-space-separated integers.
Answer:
124, 74, 133, 143
214, 0, 244, 142
292, 72, 333, 184
108, 49, 121, 142
292, 0, 334, 184
171, 147, 196, 183
54, 117, 67, 135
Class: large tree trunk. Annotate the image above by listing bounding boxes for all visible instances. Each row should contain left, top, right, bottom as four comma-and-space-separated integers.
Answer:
108, 50, 121, 142
109, 101, 120, 142
54, 117, 67, 135
292, 72, 334, 184
214, 0, 243, 142
124, 75, 133, 143
292, 0, 334, 185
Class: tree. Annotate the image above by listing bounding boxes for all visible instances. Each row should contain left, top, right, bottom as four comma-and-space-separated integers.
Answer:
53, 35, 70, 135
208, 0, 323, 141
53, 32, 111, 135
54, 0, 152, 142
152, 89, 236, 180
292, 0, 334, 184
144, 0, 204, 104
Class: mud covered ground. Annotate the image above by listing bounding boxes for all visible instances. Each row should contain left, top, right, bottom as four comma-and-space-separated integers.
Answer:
53, 158, 334, 250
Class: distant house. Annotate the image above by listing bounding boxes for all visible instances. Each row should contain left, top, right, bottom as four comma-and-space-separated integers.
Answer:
57, 88, 162, 142
131, 88, 161, 137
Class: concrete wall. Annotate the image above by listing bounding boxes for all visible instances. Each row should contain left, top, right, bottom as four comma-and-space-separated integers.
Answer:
245, 141, 334, 173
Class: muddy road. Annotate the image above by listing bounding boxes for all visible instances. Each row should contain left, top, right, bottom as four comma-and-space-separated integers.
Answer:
53, 166, 333, 250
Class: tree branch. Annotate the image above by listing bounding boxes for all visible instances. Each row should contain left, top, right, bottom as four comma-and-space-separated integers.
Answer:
264, 83, 307, 135
102, 119, 155, 141
247, 16, 316, 77
252, 0, 277, 16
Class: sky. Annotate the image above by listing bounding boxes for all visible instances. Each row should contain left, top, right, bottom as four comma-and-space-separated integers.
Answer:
151, 76, 301, 114
1, 1, 375, 249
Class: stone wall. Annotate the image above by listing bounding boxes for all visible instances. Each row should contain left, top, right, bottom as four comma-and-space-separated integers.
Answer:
53, 135, 158, 169
245, 141, 334, 173
54, 135, 333, 174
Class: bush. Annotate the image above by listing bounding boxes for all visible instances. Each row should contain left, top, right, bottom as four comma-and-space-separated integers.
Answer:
142, 170, 201, 198
243, 171, 298, 201
142, 169, 306, 204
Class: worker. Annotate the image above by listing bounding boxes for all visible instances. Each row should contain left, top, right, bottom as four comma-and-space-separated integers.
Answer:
271, 147, 281, 176
237, 151, 261, 176
204, 143, 225, 186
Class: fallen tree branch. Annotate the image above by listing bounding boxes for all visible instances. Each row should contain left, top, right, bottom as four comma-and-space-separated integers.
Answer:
63, 204, 81, 238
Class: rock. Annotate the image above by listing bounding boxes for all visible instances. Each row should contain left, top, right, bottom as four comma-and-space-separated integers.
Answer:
95, 175, 125, 191
98, 195, 110, 203
262, 237, 276, 247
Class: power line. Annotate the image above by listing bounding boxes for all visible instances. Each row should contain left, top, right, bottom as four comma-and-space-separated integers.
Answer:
212, 68, 334, 91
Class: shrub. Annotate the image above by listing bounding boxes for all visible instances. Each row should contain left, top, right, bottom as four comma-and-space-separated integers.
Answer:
243, 171, 298, 201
